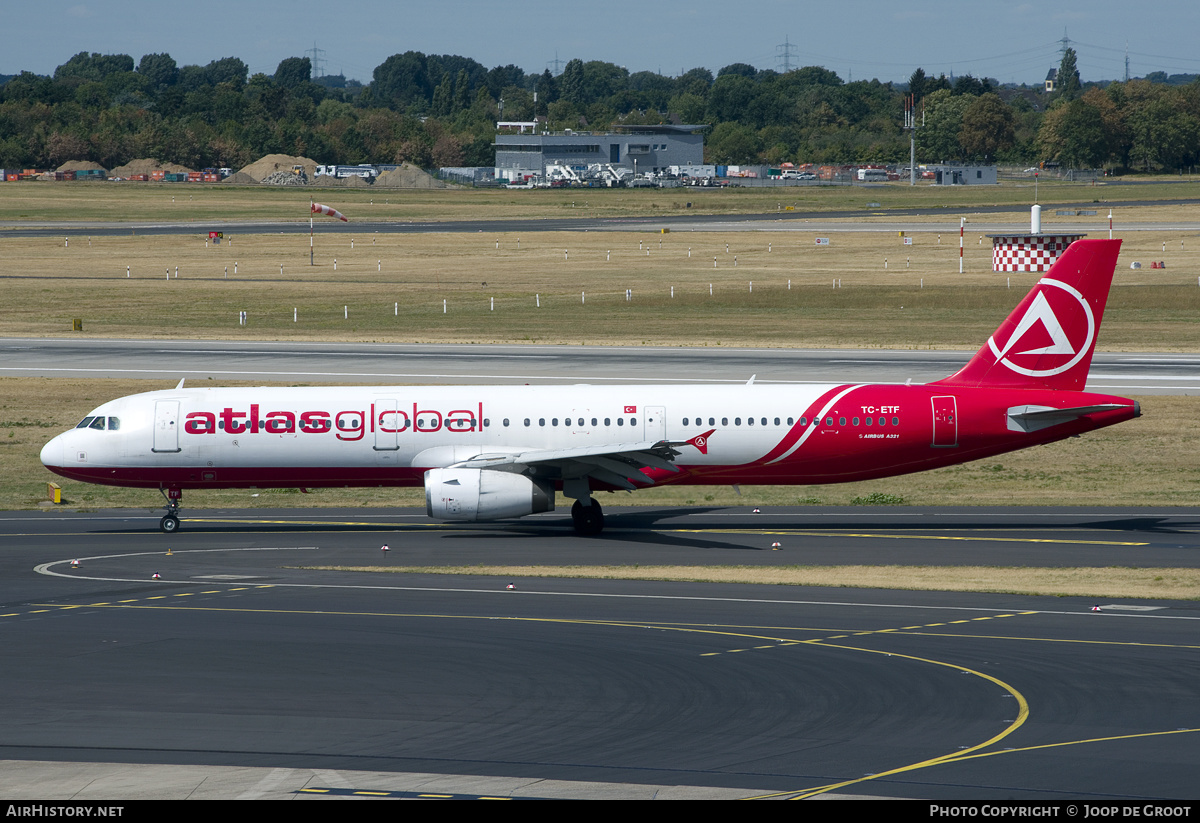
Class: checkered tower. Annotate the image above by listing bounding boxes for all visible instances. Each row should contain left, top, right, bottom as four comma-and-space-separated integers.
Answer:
990, 205, 1085, 272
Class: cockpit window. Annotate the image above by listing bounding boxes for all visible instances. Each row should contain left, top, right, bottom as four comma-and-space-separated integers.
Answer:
76, 416, 95, 429
107, 417, 120, 431
88, 417, 107, 430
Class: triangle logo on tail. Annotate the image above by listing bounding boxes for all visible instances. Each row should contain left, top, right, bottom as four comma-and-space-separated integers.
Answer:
995, 291, 1076, 359
987, 278, 1094, 378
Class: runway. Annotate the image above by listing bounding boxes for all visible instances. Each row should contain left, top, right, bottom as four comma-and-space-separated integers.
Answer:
4, 338, 1200, 394
3, 507, 1199, 799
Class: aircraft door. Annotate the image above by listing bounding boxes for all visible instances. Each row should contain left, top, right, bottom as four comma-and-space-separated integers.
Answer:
931, 396, 958, 448
644, 406, 666, 442
152, 400, 180, 453
374, 398, 401, 451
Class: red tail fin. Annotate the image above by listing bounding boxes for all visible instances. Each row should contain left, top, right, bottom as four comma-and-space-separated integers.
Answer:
933, 238, 1121, 391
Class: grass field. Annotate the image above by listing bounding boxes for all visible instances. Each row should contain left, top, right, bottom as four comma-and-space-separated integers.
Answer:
2, 176, 1199, 224
4, 222, 1200, 348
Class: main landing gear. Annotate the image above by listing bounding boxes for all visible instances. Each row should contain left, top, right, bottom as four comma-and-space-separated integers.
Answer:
158, 487, 182, 533
571, 498, 605, 536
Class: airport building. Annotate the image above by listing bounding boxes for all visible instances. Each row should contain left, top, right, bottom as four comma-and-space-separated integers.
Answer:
928, 164, 998, 185
494, 124, 706, 181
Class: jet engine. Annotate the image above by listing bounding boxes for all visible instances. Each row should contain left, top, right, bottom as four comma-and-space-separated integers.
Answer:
424, 468, 555, 522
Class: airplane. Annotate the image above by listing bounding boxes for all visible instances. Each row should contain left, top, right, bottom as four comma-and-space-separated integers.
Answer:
41, 238, 1138, 535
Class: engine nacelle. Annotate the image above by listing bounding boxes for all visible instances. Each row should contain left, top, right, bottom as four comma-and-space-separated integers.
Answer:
424, 468, 555, 522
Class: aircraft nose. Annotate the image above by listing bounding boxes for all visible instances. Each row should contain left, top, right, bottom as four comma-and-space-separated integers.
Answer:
41, 433, 66, 469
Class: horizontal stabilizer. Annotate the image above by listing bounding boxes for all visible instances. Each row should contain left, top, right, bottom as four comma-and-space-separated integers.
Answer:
1006, 403, 1133, 433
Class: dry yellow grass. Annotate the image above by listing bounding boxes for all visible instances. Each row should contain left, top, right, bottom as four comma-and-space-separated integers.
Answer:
4, 223, 1200, 348
303, 564, 1200, 600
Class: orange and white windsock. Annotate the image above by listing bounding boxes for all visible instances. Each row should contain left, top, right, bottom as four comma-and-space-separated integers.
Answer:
311, 202, 348, 222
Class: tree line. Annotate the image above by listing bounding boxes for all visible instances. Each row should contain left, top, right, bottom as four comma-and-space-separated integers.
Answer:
0, 47, 1196, 173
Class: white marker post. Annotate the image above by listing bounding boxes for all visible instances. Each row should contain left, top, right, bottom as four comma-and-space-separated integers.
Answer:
959, 218, 965, 274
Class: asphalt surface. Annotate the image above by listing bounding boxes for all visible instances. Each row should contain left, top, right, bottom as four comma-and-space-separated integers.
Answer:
4, 338, 1200, 395
2, 506, 1198, 800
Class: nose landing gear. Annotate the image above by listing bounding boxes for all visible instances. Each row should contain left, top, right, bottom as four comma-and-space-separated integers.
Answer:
158, 487, 182, 533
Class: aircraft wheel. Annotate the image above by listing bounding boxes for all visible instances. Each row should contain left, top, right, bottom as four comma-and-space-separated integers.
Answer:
160, 515, 180, 534
571, 499, 604, 535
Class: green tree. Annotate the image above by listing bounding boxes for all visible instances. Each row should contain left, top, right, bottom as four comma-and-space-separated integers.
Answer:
137, 53, 178, 89
274, 57, 311, 89
908, 68, 927, 104
920, 88, 970, 161
1057, 48, 1081, 101
958, 93, 1015, 160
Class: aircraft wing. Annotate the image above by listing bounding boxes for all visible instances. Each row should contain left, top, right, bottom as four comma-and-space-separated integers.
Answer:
450, 440, 684, 490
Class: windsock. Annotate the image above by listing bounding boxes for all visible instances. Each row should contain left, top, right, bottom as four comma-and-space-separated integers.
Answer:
311, 202, 348, 222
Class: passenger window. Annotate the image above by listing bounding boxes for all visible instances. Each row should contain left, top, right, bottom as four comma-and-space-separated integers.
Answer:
709, 417, 715, 426
839, 417, 846, 426
524, 418, 530, 426
774, 417, 781, 426
735, 417, 742, 426
618, 418, 624, 426
539, 418, 546, 426
552, 418, 558, 426
721, 417, 728, 426
747, 417, 754, 426
892, 417, 900, 426
683, 417, 688, 426
852, 417, 859, 426
629, 418, 636, 426
591, 418, 597, 426
879, 417, 886, 426
604, 418, 611, 426
865, 417, 873, 426
761, 417, 767, 426
503, 418, 509, 427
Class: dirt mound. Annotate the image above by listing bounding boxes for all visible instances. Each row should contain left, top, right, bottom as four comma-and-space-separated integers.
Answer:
109, 158, 193, 176
239, 154, 317, 182
375, 163, 445, 189
56, 160, 106, 173
261, 169, 308, 186
221, 171, 257, 185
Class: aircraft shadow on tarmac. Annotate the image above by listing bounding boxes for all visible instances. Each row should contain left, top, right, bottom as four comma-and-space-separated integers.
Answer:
90, 507, 1200, 547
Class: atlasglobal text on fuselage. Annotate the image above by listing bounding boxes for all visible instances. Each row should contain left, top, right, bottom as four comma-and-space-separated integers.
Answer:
41, 239, 1139, 535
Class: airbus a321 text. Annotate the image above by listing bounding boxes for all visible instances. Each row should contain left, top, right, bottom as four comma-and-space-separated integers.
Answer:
42, 239, 1138, 535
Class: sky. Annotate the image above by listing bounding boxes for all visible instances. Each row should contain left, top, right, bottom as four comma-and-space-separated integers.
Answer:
6, 1, 1200, 87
